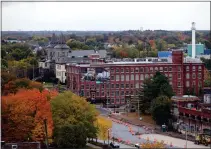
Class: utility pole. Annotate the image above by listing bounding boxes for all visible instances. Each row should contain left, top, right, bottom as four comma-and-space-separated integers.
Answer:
44, 119, 49, 149
185, 125, 188, 149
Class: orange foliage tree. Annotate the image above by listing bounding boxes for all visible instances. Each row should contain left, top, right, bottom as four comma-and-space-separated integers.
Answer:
1, 89, 58, 142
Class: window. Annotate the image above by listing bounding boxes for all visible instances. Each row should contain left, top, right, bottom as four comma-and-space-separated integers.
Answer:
192, 81, 196, 86
131, 74, 134, 80
116, 68, 119, 73
140, 74, 144, 80
155, 67, 158, 71
150, 67, 153, 72
86, 92, 90, 96
164, 67, 168, 72
135, 67, 139, 73
126, 84, 129, 88
116, 84, 119, 88
169, 67, 172, 72
111, 91, 115, 97
145, 74, 149, 79
81, 85, 84, 89
131, 68, 134, 72
101, 92, 104, 96
198, 73, 201, 79
121, 75, 124, 81
178, 81, 181, 87
111, 76, 114, 80
140, 67, 144, 72
111, 99, 114, 103
121, 91, 124, 95
178, 73, 181, 79
116, 75, 120, 81
57, 65, 61, 69
126, 75, 129, 81
121, 84, 124, 88
111, 84, 114, 89
96, 84, 100, 89
102, 84, 104, 89
198, 81, 202, 87
106, 84, 110, 89
198, 66, 202, 71
192, 66, 196, 71
116, 98, 120, 103
86, 84, 89, 89
186, 81, 190, 87
169, 81, 172, 85
135, 83, 139, 88
186, 73, 190, 79
130, 84, 134, 88
96, 92, 100, 96
150, 74, 153, 77
160, 67, 163, 71
116, 91, 119, 96
121, 68, 124, 73
121, 98, 125, 103
126, 68, 129, 73
169, 74, 172, 80
192, 73, 196, 79
186, 66, 189, 71
145, 67, 149, 72
178, 66, 181, 71
111, 68, 114, 73
107, 91, 110, 96
135, 74, 139, 80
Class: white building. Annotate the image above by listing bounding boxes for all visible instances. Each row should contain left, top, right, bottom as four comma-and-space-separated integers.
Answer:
55, 63, 66, 84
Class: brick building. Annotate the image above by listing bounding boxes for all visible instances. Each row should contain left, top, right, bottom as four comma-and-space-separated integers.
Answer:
171, 95, 211, 136
66, 50, 204, 104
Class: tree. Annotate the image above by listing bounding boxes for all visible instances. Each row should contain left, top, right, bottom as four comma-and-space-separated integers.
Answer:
55, 124, 87, 148
1, 89, 58, 142
96, 116, 112, 144
51, 91, 99, 148
139, 72, 174, 114
151, 95, 172, 125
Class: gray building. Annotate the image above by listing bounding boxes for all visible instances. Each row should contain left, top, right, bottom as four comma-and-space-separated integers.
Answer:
47, 33, 70, 64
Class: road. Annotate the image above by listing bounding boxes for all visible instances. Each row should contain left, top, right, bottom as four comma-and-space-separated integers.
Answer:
96, 107, 210, 149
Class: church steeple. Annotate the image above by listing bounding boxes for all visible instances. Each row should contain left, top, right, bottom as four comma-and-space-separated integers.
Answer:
59, 33, 66, 44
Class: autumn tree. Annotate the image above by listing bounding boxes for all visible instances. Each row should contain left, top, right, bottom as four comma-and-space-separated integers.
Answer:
96, 116, 112, 144
51, 91, 99, 148
1, 89, 58, 142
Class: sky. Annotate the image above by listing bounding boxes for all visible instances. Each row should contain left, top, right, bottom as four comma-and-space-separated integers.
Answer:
2, 2, 210, 31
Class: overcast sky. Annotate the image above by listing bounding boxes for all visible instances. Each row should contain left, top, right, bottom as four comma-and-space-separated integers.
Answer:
2, 2, 210, 31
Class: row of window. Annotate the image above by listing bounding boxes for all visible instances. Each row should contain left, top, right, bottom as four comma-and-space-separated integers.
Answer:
186, 81, 202, 87
186, 66, 202, 71
110, 66, 174, 73
82, 90, 139, 97
186, 73, 202, 79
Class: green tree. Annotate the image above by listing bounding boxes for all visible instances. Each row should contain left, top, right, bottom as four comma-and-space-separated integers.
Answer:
151, 95, 172, 125
139, 72, 174, 114
55, 124, 87, 148
51, 91, 99, 148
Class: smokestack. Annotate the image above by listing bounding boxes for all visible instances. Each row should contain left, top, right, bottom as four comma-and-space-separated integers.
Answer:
191, 22, 196, 58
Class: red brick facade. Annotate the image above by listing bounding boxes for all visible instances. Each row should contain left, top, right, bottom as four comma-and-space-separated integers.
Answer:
66, 51, 204, 105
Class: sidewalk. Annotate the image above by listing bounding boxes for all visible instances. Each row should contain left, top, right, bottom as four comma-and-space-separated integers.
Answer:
86, 143, 102, 149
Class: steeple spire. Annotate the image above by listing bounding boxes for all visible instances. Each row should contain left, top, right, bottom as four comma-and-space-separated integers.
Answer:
59, 33, 66, 44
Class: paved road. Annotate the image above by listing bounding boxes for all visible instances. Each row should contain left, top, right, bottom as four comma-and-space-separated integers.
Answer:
97, 107, 210, 149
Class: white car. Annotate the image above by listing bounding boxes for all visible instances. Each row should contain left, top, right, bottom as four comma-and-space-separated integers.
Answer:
135, 143, 140, 148
110, 142, 120, 148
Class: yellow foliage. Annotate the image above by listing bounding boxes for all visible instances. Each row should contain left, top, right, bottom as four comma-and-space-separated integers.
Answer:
141, 141, 166, 148
96, 116, 112, 141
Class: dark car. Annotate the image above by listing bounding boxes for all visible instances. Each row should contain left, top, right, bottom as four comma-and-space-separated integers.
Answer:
110, 142, 120, 148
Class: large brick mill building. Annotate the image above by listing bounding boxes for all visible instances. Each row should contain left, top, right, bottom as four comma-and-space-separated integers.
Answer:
66, 50, 204, 105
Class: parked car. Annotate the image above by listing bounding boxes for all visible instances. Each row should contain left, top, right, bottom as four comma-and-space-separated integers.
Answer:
110, 142, 120, 148
135, 143, 140, 148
